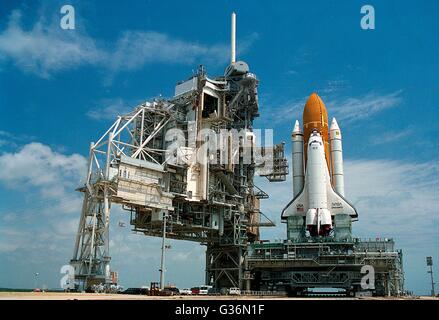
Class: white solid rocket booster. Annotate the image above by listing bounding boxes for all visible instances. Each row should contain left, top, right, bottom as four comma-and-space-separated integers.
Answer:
329, 118, 345, 196
291, 120, 304, 198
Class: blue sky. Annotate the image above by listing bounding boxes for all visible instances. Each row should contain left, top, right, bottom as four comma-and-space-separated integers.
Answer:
0, 0, 438, 295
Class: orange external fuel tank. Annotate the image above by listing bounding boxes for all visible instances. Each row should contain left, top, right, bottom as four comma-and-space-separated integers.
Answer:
303, 92, 331, 170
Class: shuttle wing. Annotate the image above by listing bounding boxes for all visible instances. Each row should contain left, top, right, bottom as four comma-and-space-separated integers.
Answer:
281, 187, 307, 219
281, 162, 358, 220
326, 185, 358, 219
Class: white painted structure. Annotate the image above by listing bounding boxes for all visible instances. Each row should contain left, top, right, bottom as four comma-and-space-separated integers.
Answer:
231, 12, 236, 64
291, 120, 304, 198
329, 118, 345, 196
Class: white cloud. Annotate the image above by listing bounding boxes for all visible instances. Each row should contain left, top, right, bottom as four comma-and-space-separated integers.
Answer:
321, 79, 349, 94
370, 128, 413, 145
0, 130, 36, 149
0, 10, 102, 78
327, 90, 403, 124
0, 229, 27, 252
0, 143, 89, 291
261, 98, 305, 126
0, 142, 86, 196
0, 142, 86, 258
344, 159, 439, 241
110, 31, 228, 71
109, 31, 255, 72
86, 98, 133, 121
0, 10, 256, 78
262, 90, 403, 126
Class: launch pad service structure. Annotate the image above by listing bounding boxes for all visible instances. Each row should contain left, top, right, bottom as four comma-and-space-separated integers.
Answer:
69, 13, 404, 296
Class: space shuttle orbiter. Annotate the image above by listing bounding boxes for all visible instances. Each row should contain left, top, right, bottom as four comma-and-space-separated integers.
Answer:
281, 93, 358, 237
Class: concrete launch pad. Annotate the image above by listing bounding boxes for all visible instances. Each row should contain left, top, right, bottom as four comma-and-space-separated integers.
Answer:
0, 292, 430, 301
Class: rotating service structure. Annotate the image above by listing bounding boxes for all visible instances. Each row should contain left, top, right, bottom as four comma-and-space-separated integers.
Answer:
69, 13, 287, 290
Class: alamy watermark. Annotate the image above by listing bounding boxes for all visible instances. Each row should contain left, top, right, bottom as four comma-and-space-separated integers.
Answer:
361, 5, 375, 30
164, 125, 278, 175
60, 5, 75, 30
360, 265, 376, 290
60, 264, 75, 290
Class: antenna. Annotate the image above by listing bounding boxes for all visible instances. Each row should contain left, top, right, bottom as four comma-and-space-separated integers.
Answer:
231, 12, 236, 64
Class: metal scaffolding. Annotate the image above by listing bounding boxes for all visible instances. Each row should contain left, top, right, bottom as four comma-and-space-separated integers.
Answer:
70, 64, 288, 290
246, 238, 405, 296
